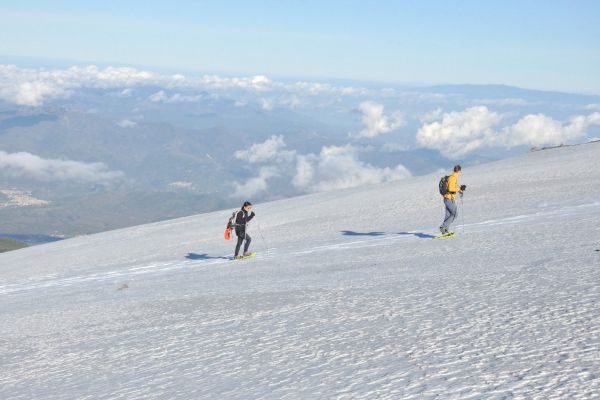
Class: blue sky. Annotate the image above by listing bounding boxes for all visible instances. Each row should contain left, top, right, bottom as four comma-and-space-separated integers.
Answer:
0, 1, 599, 93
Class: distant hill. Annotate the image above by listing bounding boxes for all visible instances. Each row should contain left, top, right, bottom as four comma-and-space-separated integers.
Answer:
0, 237, 28, 253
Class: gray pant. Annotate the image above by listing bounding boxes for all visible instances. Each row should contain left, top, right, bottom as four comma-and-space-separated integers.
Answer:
441, 198, 458, 232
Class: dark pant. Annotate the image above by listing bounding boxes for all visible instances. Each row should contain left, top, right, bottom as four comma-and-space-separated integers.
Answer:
235, 230, 251, 256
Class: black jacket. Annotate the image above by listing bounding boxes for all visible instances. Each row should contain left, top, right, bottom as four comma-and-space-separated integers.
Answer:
234, 209, 255, 232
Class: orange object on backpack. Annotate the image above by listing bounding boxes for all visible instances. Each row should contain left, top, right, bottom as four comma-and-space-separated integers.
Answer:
224, 226, 232, 240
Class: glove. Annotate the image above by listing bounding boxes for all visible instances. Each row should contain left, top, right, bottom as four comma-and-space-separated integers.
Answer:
250, 211, 255, 217
460, 185, 466, 191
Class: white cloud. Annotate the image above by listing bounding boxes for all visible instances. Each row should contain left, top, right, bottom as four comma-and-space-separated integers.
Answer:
0, 64, 401, 108
260, 98, 274, 111
585, 104, 600, 111
169, 181, 194, 189
0, 65, 276, 106
231, 166, 279, 198
290, 81, 367, 97
293, 144, 411, 192
234, 135, 295, 164
416, 106, 600, 158
0, 151, 124, 183
233, 137, 411, 196
117, 119, 137, 128
148, 90, 167, 102
357, 101, 405, 138
200, 74, 273, 92
0, 65, 161, 106
500, 112, 600, 148
0, 73, 72, 106
118, 88, 133, 97
258, 95, 302, 110
292, 154, 315, 189
148, 90, 202, 103
416, 106, 504, 158
418, 108, 444, 123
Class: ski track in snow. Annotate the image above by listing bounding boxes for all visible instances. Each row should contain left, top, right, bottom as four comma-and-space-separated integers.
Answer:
2, 145, 600, 399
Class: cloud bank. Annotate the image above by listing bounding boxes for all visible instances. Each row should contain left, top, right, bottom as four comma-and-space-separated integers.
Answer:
416, 106, 504, 158
0, 151, 124, 183
231, 136, 411, 197
0, 64, 392, 107
416, 106, 600, 158
292, 144, 411, 193
499, 113, 600, 148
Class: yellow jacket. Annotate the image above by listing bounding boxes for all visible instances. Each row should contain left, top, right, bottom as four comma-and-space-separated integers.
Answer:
444, 172, 461, 200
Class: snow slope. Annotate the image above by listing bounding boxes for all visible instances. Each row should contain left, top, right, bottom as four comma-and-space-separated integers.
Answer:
1, 143, 599, 399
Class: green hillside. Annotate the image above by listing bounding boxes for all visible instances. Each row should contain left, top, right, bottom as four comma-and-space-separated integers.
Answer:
0, 237, 29, 253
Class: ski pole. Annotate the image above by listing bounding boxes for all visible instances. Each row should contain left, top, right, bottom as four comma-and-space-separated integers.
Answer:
256, 221, 269, 254
460, 192, 465, 233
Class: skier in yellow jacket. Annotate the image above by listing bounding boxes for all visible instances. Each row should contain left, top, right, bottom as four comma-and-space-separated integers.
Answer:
440, 165, 466, 234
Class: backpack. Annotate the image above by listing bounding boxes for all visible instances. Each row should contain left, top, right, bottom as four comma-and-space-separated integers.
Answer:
438, 175, 449, 196
227, 210, 243, 228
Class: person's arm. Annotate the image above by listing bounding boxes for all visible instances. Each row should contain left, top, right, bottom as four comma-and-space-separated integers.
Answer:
247, 211, 255, 222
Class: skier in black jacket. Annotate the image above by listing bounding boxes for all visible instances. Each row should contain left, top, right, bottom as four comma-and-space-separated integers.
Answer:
232, 201, 255, 259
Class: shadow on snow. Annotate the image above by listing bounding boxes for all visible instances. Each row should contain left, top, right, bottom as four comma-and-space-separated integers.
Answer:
341, 230, 435, 239
397, 232, 436, 239
341, 230, 385, 236
186, 253, 229, 260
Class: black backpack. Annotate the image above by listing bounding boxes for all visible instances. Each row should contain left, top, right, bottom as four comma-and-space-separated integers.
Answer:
438, 176, 449, 196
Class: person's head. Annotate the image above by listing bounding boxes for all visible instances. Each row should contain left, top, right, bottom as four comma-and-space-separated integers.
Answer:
242, 201, 252, 212
453, 165, 462, 174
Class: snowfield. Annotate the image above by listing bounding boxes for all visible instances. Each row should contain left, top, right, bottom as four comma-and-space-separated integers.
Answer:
1, 143, 599, 399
